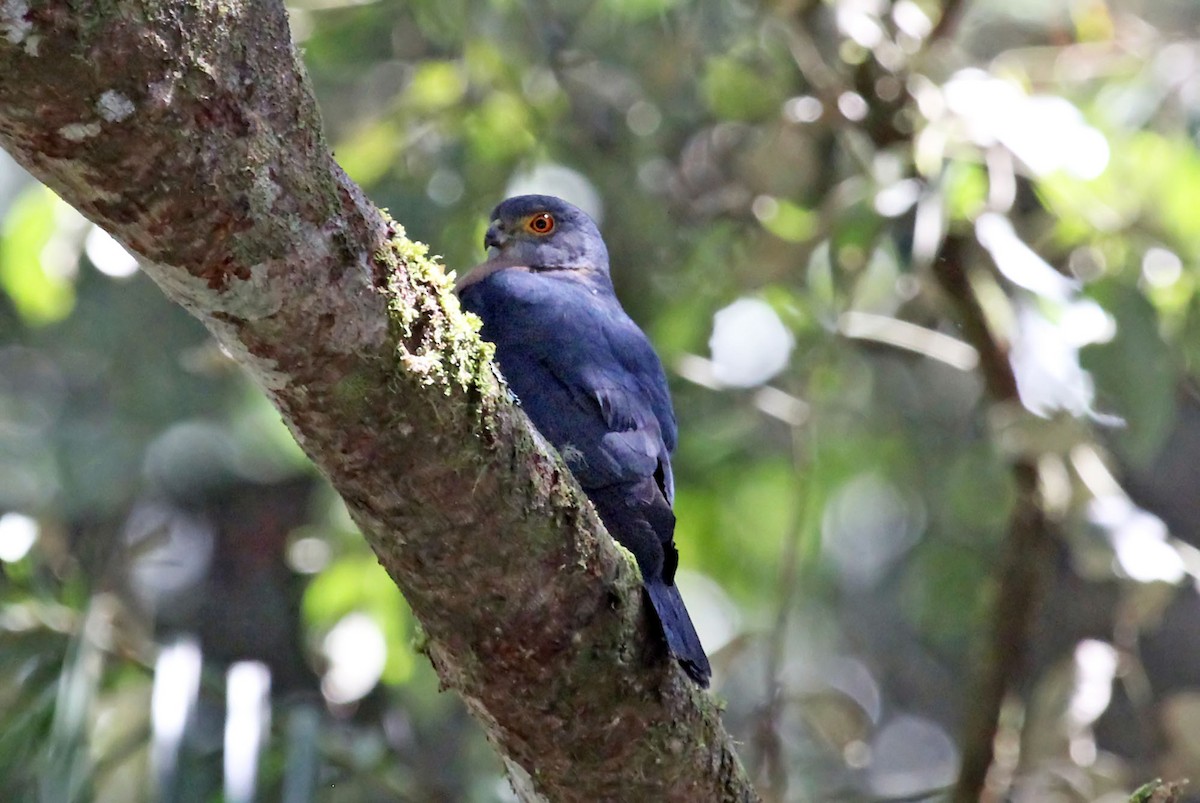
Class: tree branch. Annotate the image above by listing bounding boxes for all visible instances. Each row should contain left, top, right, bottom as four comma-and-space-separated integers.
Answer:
928, 0, 970, 44
0, 2, 756, 800
931, 235, 1056, 803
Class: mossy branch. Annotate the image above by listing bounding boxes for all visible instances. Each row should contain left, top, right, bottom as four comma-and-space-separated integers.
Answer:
0, 2, 755, 800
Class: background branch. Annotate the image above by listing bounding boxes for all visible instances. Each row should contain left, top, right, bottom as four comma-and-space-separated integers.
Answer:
931, 234, 1056, 803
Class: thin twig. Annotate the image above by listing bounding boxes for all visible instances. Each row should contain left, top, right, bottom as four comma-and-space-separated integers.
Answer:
928, 0, 969, 44
756, 421, 822, 802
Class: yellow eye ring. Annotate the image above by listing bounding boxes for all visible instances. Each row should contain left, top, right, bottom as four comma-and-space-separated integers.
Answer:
526, 213, 555, 235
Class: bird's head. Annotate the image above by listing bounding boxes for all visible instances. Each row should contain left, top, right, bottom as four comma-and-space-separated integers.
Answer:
483, 195, 609, 274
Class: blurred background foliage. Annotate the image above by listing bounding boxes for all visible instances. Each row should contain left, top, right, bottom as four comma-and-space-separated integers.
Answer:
3, 0, 1200, 800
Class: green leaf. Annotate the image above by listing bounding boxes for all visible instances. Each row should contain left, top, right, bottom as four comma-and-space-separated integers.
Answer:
303, 552, 415, 685
756, 198, 817, 243
405, 61, 468, 112
334, 121, 399, 188
944, 160, 987, 222
0, 187, 76, 325
1129, 779, 1187, 803
701, 56, 785, 121
601, 0, 684, 21
1081, 282, 1176, 465
464, 92, 536, 161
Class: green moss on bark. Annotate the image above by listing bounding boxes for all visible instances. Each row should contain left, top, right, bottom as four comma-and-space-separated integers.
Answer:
376, 217, 495, 399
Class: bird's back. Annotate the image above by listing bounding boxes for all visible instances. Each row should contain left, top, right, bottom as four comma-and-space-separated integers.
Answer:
460, 268, 676, 494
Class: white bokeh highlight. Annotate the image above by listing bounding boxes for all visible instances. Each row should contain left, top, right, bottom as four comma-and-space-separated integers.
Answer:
505, 164, 604, 225
708, 298, 795, 387
321, 612, 387, 705
974, 214, 1116, 419
85, 225, 139, 278
823, 474, 925, 588
868, 714, 958, 798
224, 661, 272, 803
0, 512, 37, 562
1090, 495, 1185, 584
942, 69, 1110, 180
1070, 639, 1118, 727
151, 637, 202, 790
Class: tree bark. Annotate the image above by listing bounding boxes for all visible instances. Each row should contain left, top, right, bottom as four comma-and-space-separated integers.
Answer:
0, 2, 756, 800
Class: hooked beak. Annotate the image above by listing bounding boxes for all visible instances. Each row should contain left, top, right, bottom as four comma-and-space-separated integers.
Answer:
484, 220, 507, 252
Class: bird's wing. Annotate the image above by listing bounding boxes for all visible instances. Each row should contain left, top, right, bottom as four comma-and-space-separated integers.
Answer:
533, 350, 667, 492
460, 269, 675, 498
602, 315, 677, 449
599, 311, 678, 503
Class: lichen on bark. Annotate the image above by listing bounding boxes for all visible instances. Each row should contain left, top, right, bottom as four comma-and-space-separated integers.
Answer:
374, 214, 496, 396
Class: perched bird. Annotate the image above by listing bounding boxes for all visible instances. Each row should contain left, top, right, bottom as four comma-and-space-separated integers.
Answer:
456, 194, 711, 686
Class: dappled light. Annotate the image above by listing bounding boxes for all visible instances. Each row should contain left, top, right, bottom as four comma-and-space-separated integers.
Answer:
150, 636, 201, 793
84, 226, 139, 279
504, 164, 605, 224
940, 70, 1111, 181
224, 661, 272, 803
709, 297, 796, 388
0, 511, 36, 563
1091, 495, 1186, 584
867, 714, 958, 799
822, 473, 925, 589
321, 613, 388, 706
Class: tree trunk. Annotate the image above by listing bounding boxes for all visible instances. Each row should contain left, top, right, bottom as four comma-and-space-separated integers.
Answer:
0, 2, 756, 800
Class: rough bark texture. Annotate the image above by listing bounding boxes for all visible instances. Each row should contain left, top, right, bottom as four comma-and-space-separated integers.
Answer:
0, 2, 756, 800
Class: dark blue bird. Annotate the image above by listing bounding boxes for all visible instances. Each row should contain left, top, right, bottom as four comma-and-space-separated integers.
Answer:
456, 194, 711, 687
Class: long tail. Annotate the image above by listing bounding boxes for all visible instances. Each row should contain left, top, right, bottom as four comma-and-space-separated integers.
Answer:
645, 578, 711, 687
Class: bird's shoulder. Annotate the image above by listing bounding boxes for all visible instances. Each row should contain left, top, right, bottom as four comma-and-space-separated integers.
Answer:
461, 265, 678, 452
462, 268, 605, 323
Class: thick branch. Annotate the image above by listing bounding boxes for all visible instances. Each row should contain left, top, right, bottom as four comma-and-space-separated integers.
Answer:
0, 2, 755, 800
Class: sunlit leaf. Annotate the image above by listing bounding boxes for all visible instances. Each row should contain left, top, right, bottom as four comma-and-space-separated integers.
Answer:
899, 541, 989, 649
701, 56, 786, 121
1081, 282, 1176, 465
0, 187, 76, 324
1041, 131, 1200, 263
601, 0, 683, 21
464, 92, 536, 161
944, 160, 987, 223
302, 552, 415, 685
756, 197, 818, 243
405, 61, 467, 111
1070, 0, 1115, 43
334, 120, 399, 187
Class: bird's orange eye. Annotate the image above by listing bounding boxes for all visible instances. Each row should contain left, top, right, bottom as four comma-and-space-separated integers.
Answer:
527, 213, 555, 235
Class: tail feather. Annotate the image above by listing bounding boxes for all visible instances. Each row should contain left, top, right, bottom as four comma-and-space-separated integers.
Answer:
645, 578, 711, 687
